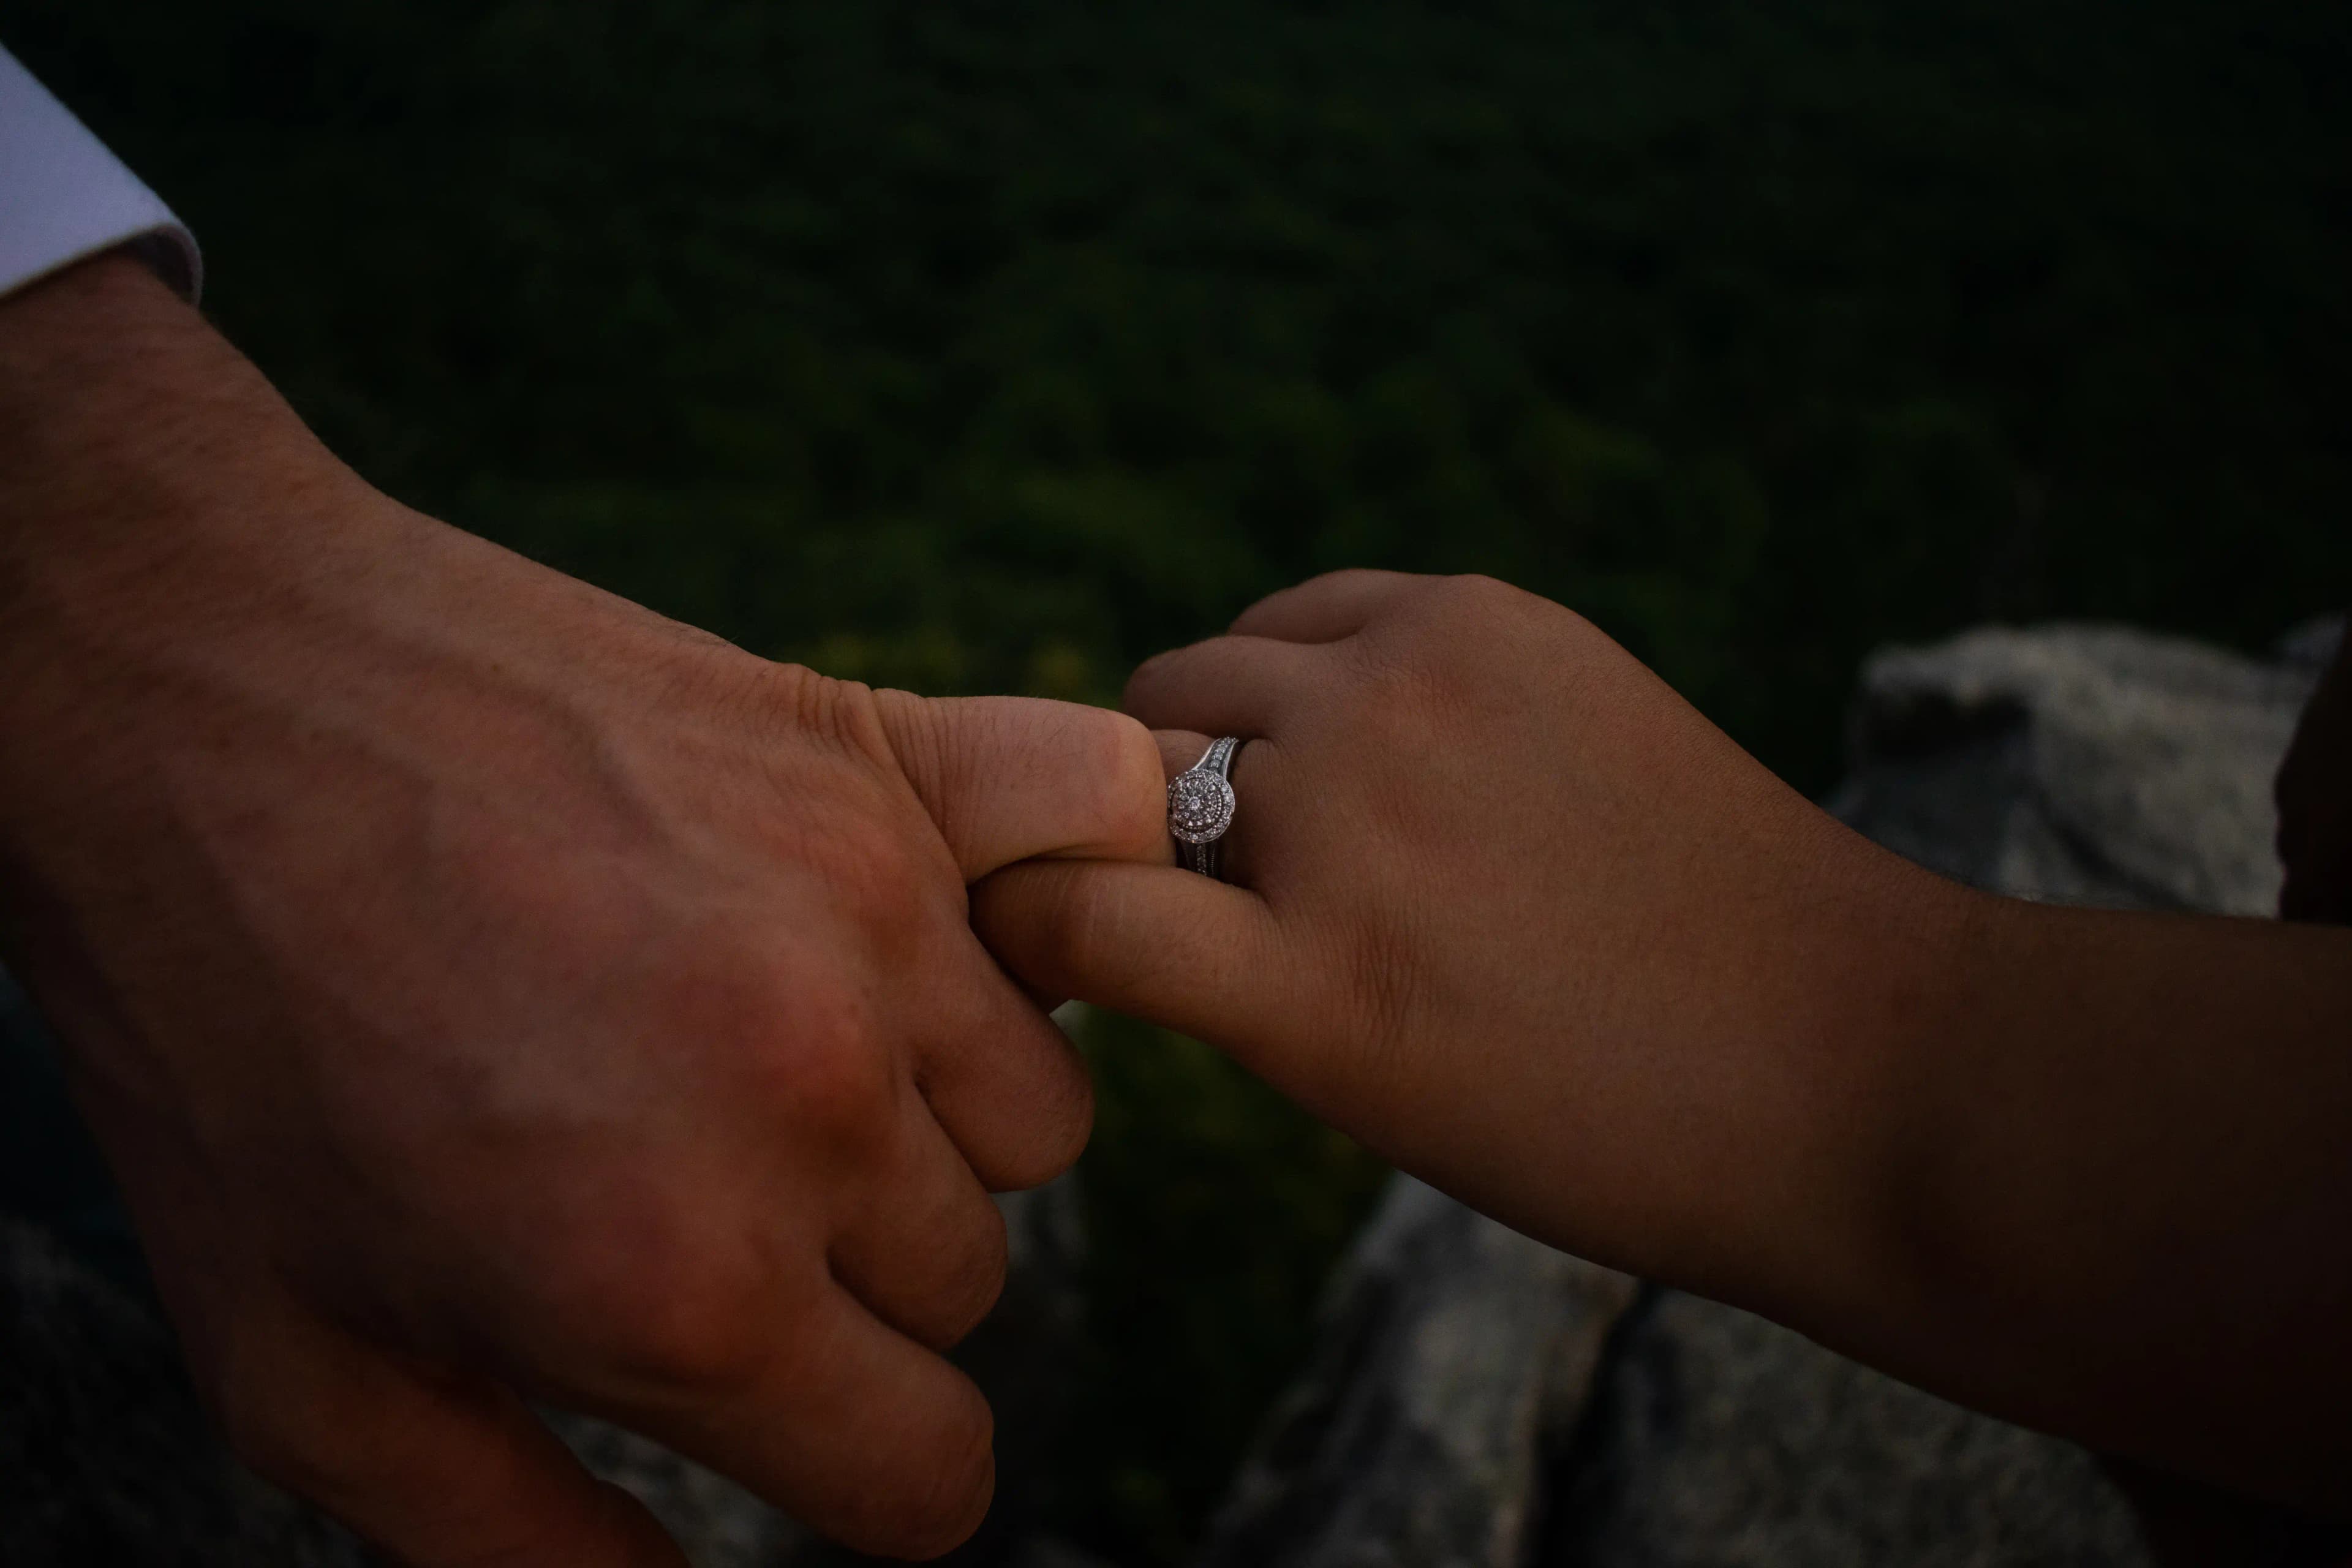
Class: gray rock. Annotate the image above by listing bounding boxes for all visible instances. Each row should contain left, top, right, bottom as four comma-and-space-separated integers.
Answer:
1197, 1177, 1636, 1568
1831, 623, 2321, 913
549, 1410, 811, 1567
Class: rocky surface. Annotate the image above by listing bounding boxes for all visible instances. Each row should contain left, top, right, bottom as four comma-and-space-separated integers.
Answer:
1201, 619, 2340, 1568
1199, 1177, 1638, 1568
1831, 620, 2335, 914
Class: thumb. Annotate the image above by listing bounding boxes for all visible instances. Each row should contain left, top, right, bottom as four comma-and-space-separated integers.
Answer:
871, 692, 1169, 880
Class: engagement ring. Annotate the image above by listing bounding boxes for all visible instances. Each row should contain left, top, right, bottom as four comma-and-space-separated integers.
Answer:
1168, 736, 1242, 880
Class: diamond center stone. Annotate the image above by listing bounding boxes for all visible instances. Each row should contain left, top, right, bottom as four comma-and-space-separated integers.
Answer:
1167, 769, 1236, 844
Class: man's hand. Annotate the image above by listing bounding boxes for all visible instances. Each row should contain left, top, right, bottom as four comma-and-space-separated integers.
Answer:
976, 569, 2352, 1512
0, 254, 1165, 1564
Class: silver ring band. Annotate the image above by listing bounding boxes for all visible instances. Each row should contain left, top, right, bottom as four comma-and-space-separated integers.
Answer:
1167, 736, 1243, 880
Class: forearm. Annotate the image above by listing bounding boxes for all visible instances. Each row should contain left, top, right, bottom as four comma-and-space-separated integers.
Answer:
0, 254, 628, 1074
0, 252, 385, 767
0, 256, 382, 914
1799, 886, 2352, 1510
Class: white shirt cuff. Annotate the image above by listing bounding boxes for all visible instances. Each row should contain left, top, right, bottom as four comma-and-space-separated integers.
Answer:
0, 42, 201, 303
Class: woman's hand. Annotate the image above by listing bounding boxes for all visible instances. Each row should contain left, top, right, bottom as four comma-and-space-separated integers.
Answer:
976, 569, 2352, 1512
978, 570, 1942, 1305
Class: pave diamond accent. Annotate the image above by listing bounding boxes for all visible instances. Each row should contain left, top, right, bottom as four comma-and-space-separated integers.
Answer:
1167, 768, 1236, 845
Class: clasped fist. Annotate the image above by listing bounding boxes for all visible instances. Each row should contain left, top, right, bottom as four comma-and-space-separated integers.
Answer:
0, 277, 1166, 1566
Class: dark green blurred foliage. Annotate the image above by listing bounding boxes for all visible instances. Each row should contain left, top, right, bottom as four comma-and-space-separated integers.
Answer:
12, 1, 2351, 1559
16, 1, 2351, 767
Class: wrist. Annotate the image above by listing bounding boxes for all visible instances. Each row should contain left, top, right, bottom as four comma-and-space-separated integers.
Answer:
1747, 865, 2120, 1393
0, 251, 355, 590
0, 252, 385, 871
1683, 831, 1997, 1330
0, 250, 377, 690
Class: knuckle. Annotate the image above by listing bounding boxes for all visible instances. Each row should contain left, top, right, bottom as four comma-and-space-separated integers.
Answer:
1031, 1093, 1097, 1189
586, 1263, 774, 1392
918, 1400, 998, 1551
1423, 571, 1514, 612
987, 1064, 1095, 1193
729, 967, 901, 1153
1121, 643, 1203, 722
1295, 566, 1374, 597
914, 1210, 1011, 1350
878, 1400, 997, 1557
809, 1380, 995, 1558
524, 1193, 782, 1392
662, 929, 907, 1152
1342, 582, 1536, 728
1120, 654, 1169, 717
1393, 573, 1521, 647
754, 659, 859, 742
1442, 570, 1513, 600
790, 1009, 902, 1154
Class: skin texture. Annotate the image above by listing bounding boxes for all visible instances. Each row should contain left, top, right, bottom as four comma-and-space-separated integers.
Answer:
976, 568, 2352, 1518
0, 254, 1168, 1566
